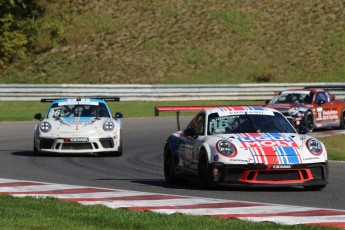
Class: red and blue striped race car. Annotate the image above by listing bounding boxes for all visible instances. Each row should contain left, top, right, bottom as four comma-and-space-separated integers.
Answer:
156, 106, 328, 190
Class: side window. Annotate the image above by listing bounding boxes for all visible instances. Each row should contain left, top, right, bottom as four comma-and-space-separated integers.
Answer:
315, 92, 328, 105
327, 92, 335, 102
188, 113, 205, 135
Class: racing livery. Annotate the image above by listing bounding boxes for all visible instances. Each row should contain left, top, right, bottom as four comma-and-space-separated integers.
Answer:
34, 98, 123, 156
265, 88, 345, 132
156, 106, 328, 190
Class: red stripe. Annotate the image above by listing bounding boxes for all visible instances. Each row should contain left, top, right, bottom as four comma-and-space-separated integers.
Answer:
62, 194, 186, 202
0, 182, 47, 187
262, 147, 278, 164
127, 202, 265, 211
213, 209, 345, 218
306, 222, 345, 228
0, 188, 115, 195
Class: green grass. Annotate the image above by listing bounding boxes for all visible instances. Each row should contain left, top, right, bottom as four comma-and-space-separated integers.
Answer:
319, 135, 345, 161
1, 1, 344, 84
0, 195, 332, 230
0, 100, 263, 122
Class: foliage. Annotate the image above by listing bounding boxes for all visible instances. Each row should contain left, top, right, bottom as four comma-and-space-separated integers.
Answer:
0, 0, 42, 68
0, 1, 344, 83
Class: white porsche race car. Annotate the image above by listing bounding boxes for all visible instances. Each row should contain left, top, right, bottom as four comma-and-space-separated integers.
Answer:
34, 98, 123, 156
156, 105, 328, 190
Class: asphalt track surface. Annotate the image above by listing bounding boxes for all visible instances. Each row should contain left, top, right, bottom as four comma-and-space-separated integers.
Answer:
0, 117, 344, 211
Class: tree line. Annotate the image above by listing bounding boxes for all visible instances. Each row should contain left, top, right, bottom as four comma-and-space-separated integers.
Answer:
0, 0, 43, 69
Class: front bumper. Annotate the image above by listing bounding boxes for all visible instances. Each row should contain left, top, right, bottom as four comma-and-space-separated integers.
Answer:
35, 135, 120, 154
211, 162, 328, 187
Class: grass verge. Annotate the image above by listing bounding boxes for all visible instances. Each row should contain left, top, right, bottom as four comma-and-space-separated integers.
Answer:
0, 195, 332, 230
0, 100, 263, 122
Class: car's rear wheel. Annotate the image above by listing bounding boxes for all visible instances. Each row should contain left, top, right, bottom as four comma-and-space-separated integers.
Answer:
303, 111, 314, 132
164, 146, 176, 182
304, 185, 326, 191
198, 149, 212, 189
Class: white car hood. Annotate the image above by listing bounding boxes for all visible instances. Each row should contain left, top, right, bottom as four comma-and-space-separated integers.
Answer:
227, 133, 304, 156
45, 117, 109, 135
210, 132, 324, 165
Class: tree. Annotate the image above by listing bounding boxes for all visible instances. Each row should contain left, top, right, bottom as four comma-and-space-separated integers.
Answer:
0, 0, 42, 68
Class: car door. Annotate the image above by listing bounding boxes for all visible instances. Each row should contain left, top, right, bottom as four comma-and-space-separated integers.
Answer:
181, 112, 205, 172
314, 91, 338, 126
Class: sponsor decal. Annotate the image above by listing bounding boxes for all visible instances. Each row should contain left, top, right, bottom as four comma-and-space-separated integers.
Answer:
228, 159, 251, 163
303, 157, 320, 161
322, 110, 338, 120
236, 133, 301, 165
238, 133, 297, 148
70, 137, 89, 142
59, 117, 98, 127
64, 137, 89, 142
271, 165, 292, 169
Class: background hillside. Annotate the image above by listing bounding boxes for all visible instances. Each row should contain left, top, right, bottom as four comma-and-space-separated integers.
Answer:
1, 0, 344, 84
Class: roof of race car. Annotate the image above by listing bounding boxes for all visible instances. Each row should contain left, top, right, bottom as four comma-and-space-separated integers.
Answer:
51, 98, 104, 105
280, 88, 324, 94
41, 97, 120, 106
206, 106, 275, 116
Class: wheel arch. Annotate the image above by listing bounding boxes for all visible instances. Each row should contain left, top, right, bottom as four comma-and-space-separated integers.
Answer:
164, 142, 179, 167
199, 143, 212, 162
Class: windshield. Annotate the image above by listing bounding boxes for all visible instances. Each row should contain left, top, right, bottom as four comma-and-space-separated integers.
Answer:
208, 112, 296, 135
47, 103, 111, 118
270, 92, 313, 104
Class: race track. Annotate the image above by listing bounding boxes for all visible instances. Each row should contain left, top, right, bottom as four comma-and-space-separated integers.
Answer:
0, 117, 344, 211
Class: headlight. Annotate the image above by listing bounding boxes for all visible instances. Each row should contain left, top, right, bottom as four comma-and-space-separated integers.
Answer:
288, 107, 299, 116
39, 122, 52, 133
307, 138, 323, 155
216, 140, 237, 157
103, 121, 115, 131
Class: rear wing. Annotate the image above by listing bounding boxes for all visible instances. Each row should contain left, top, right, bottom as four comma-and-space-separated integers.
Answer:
155, 106, 223, 130
40, 97, 120, 103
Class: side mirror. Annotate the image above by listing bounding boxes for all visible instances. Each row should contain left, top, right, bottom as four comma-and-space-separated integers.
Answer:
265, 100, 270, 105
34, 113, 42, 120
298, 125, 308, 134
183, 128, 198, 139
114, 112, 123, 119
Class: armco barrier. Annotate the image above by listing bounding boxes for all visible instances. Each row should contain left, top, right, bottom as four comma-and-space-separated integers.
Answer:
0, 83, 344, 101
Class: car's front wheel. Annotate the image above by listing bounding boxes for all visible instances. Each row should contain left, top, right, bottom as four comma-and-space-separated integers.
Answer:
33, 141, 41, 156
164, 146, 176, 182
303, 111, 314, 132
198, 149, 212, 189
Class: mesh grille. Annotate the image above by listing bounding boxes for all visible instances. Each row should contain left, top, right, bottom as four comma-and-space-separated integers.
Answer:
40, 138, 54, 149
61, 143, 93, 150
255, 170, 300, 181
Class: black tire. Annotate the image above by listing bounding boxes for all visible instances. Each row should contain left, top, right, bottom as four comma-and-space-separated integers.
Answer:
164, 146, 176, 182
197, 150, 212, 189
339, 109, 345, 129
33, 141, 41, 156
304, 185, 326, 191
303, 111, 314, 132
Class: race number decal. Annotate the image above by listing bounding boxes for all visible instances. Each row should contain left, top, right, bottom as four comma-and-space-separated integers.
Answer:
316, 108, 323, 121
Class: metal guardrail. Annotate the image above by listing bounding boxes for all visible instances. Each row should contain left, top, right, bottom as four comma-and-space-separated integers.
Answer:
0, 83, 344, 101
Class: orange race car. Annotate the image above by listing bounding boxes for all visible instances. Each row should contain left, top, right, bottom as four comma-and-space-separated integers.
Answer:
265, 88, 345, 132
